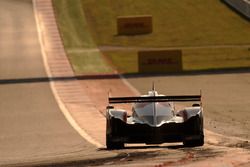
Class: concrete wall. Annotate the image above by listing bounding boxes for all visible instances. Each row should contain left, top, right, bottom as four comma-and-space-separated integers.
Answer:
223, 0, 250, 19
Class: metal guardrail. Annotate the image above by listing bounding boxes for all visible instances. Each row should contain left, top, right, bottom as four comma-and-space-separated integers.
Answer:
223, 0, 250, 20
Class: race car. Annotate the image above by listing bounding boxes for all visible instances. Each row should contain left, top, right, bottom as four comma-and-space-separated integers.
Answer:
106, 87, 204, 149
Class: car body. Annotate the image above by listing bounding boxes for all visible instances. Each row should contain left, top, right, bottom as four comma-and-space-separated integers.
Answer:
106, 89, 204, 149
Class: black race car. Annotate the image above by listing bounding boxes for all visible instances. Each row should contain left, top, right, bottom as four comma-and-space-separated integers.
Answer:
106, 89, 204, 149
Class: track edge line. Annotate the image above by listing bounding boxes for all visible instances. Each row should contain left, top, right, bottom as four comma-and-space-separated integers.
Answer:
32, 0, 103, 148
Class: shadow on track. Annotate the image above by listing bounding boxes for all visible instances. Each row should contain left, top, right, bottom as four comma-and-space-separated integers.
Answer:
123, 67, 250, 79
2, 67, 250, 85
0, 74, 119, 85
98, 143, 185, 151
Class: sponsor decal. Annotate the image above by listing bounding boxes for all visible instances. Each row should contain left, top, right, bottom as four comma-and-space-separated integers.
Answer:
117, 15, 152, 35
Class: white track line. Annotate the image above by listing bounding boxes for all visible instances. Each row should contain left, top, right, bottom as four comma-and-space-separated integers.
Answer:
119, 74, 141, 96
32, 0, 103, 148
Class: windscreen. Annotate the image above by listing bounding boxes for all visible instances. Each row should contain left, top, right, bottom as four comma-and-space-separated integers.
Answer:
133, 102, 174, 126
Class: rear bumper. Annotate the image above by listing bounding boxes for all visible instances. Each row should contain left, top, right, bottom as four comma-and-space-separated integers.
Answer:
107, 115, 203, 144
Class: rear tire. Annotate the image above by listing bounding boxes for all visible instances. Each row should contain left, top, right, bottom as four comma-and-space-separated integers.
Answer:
106, 135, 124, 150
183, 135, 204, 147
183, 114, 204, 147
106, 113, 125, 150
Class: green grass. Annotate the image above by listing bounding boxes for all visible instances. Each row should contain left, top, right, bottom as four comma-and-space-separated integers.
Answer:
53, 0, 250, 74
52, 0, 112, 74
53, 0, 95, 49
67, 49, 112, 74
103, 51, 138, 73
81, 0, 250, 47
183, 47, 250, 71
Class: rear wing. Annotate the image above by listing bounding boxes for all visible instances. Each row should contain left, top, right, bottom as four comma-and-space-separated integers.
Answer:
109, 95, 201, 104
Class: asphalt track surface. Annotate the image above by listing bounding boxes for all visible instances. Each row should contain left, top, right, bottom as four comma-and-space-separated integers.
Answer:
0, 0, 101, 166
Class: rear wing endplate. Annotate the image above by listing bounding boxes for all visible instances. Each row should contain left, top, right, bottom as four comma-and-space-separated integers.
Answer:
109, 95, 201, 104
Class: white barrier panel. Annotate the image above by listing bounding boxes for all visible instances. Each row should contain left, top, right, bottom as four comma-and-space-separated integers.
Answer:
223, 0, 250, 19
